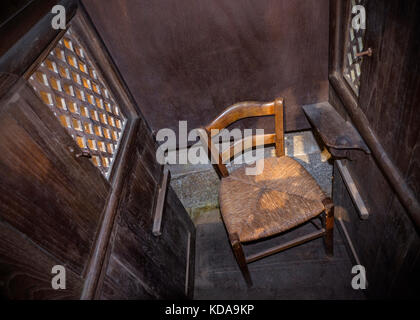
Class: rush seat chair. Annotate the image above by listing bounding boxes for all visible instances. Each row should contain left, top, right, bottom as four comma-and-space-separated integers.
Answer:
199, 98, 334, 286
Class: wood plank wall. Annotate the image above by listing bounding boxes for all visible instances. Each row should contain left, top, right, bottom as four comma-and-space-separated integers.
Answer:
0, 78, 103, 299
0, 78, 195, 300
96, 118, 196, 299
0, 3, 195, 299
0, 0, 78, 76
330, 0, 420, 298
81, 0, 329, 142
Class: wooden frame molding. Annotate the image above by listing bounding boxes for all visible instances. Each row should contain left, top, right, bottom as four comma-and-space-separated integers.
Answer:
50, 6, 143, 299
336, 160, 369, 219
1, 3, 145, 297
246, 228, 326, 264
152, 166, 171, 237
81, 118, 139, 299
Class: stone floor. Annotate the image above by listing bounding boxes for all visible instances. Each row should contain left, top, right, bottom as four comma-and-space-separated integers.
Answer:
194, 220, 365, 300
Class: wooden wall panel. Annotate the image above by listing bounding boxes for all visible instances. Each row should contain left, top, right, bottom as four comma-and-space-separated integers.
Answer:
99, 256, 154, 300
96, 119, 195, 299
335, 159, 420, 298
0, 0, 78, 76
82, 0, 329, 139
359, 0, 420, 197
0, 220, 83, 299
331, 89, 420, 298
1, 4, 195, 299
329, 0, 420, 298
0, 81, 110, 276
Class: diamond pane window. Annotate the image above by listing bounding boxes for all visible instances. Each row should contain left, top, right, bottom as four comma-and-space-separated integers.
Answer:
29, 28, 126, 178
343, 0, 366, 96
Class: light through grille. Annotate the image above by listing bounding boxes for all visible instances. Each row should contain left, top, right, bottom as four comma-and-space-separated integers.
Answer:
343, 0, 366, 96
29, 28, 126, 178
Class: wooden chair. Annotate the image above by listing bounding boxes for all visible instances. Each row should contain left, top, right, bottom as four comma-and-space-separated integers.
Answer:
200, 98, 334, 287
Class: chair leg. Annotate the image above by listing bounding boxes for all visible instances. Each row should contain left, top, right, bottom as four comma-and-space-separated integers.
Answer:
322, 198, 334, 257
230, 233, 253, 287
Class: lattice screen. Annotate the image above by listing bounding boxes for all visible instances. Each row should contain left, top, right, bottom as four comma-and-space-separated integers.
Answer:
29, 28, 126, 178
343, 0, 366, 96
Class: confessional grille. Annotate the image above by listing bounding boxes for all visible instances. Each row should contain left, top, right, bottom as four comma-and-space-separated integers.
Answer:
343, 0, 366, 96
29, 28, 126, 178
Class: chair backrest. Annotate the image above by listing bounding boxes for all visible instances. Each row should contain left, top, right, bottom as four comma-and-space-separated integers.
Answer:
200, 98, 284, 178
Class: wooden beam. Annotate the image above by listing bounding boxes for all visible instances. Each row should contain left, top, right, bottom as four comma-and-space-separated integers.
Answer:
336, 160, 369, 219
246, 229, 326, 264
152, 165, 171, 236
274, 98, 285, 157
81, 118, 139, 300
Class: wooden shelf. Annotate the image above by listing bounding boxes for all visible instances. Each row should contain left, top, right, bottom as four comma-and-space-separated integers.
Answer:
302, 102, 370, 158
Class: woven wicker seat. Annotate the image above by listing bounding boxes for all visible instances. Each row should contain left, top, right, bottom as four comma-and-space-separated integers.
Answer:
219, 156, 326, 242
200, 98, 334, 287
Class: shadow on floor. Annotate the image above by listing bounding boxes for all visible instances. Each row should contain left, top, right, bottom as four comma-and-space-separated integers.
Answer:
194, 220, 366, 300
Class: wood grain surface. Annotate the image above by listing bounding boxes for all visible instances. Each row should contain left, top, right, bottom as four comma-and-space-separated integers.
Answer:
329, 0, 420, 298
82, 0, 329, 140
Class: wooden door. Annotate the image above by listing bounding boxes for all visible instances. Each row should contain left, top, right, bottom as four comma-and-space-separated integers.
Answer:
0, 3, 195, 300
329, 0, 420, 298
96, 119, 196, 299
0, 76, 110, 298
